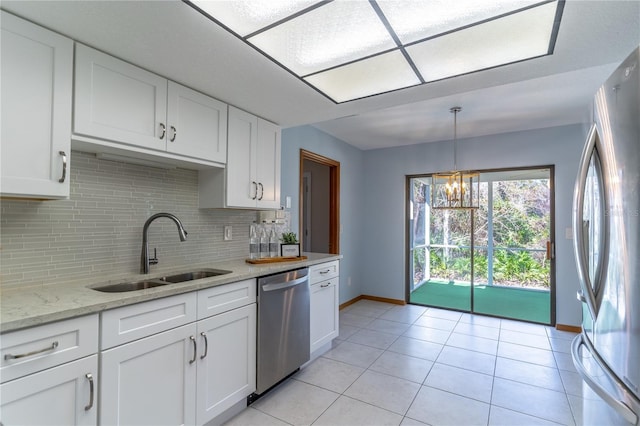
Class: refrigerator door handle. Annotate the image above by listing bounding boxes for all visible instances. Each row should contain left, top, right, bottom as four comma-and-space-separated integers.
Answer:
571, 334, 639, 425
572, 123, 601, 319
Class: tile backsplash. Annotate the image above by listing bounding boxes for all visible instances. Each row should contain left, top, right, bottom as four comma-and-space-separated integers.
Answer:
0, 151, 259, 290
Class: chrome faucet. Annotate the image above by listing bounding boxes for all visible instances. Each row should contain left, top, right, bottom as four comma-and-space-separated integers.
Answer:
141, 213, 188, 274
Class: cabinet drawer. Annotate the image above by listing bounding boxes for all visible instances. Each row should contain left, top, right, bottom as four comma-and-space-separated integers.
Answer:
309, 261, 339, 283
101, 293, 197, 349
1, 314, 98, 383
197, 279, 256, 319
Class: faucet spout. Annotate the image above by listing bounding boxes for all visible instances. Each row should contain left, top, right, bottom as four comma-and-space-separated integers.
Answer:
141, 213, 188, 274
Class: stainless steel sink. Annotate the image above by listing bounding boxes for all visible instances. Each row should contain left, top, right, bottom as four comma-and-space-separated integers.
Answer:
91, 279, 168, 293
90, 269, 232, 292
159, 269, 231, 283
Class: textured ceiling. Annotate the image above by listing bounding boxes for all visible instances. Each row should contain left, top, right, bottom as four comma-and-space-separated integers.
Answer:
2, 0, 639, 150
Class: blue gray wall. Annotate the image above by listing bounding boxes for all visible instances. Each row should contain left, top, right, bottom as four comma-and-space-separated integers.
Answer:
281, 126, 365, 303
282, 123, 587, 326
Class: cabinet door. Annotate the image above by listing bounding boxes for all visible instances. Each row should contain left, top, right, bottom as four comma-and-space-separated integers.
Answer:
166, 82, 227, 163
226, 106, 258, 208
0, 355, 97, 426
0, 11, 72, 199
255, 119, 281, 209
196, 304, 256, 425
100, 324, 197, 426
310, 279, 339, 354
74, 44, 168, 151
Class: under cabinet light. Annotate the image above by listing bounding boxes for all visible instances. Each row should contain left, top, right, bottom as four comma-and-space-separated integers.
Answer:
96, 153, 177, 170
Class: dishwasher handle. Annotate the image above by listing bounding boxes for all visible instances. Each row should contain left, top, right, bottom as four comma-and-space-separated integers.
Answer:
262, 275, 308, 292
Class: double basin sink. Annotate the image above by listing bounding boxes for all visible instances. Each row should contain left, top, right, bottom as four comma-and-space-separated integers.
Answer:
91, 269, 232, 293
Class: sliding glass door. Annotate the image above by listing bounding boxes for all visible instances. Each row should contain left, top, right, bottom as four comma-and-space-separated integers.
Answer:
408, 167, 554, 324
408, 177, 473, 312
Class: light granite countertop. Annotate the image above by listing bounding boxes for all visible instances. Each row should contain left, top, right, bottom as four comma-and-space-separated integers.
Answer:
0, 252, 341, 333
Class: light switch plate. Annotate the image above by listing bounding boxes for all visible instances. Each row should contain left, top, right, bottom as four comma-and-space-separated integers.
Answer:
224, 226, 232, 241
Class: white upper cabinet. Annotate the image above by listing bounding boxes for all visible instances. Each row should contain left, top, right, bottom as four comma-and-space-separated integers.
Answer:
74, 44, 227, 165
226, 107, 258, 208
199, 106, 281, 209
0, 11, 73, 199
167, 82, 227, 163
255, 119, 281, 209
74, 44, 167, 152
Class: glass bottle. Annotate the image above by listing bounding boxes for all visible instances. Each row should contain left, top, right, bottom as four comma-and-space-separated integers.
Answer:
269, 224, 278, 258
249, 225, 259, 259
259, 224, 269, 259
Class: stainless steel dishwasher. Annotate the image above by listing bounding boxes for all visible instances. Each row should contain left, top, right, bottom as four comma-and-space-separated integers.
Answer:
254, 267, 310, 397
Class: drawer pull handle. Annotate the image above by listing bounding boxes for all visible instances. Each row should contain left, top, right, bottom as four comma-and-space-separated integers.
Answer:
319, 269, 331, 274
84, 373, 94, 411
320, 283, 330, 288
189, 335, 197, 364
170, 125, 177, 142
4, 341, 59, 360
159, 123, 166, 139
200, 332, 208, 360
58, 151, 67, 183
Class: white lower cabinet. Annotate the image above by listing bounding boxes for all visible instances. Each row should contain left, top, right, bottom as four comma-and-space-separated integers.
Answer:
309, 261, 340, 355
0, 355, 98, 426
196, 303, 256, 424
310, 278, 339, 354
0, 315, 99, 425
99, 282, 257, 425
100, 323, 197, 426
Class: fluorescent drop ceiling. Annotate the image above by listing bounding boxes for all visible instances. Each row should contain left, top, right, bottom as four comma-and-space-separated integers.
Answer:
187, 0, 564, 103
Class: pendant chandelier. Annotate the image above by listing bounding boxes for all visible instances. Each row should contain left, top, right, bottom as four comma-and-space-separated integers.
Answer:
431, 107, 480, 210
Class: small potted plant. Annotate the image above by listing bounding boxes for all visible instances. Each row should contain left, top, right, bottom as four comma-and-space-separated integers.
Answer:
280, 232, 300, 257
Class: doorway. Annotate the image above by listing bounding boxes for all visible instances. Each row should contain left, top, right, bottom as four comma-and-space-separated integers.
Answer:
407, 167, 555, 324
299, 149, 340, 254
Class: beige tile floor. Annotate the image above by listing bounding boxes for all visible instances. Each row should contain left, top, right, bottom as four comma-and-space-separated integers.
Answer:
225, 299, 587, 426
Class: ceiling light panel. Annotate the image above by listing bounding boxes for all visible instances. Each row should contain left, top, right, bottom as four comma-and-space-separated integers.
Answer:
247, 0, 397, 76
190, 0, 317, 37
376, 0, 545, 44
406, 1, 558, 83
304, 50, 421, 103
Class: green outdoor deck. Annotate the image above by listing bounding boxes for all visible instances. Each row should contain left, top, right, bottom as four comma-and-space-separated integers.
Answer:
410, 279, 550, 324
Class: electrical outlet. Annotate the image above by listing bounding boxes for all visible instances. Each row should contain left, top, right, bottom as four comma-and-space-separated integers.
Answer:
224, 226, 232, 241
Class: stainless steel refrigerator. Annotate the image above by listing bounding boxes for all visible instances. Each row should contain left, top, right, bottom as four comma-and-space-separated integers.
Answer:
572, 46, 640, 426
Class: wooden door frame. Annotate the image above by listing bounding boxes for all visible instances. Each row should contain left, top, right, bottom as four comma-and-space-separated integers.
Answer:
299, 149, 340, 254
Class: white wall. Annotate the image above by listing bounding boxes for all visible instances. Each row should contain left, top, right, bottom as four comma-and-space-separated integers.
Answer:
361, 124, 588, 327
281, 126, 365, 304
